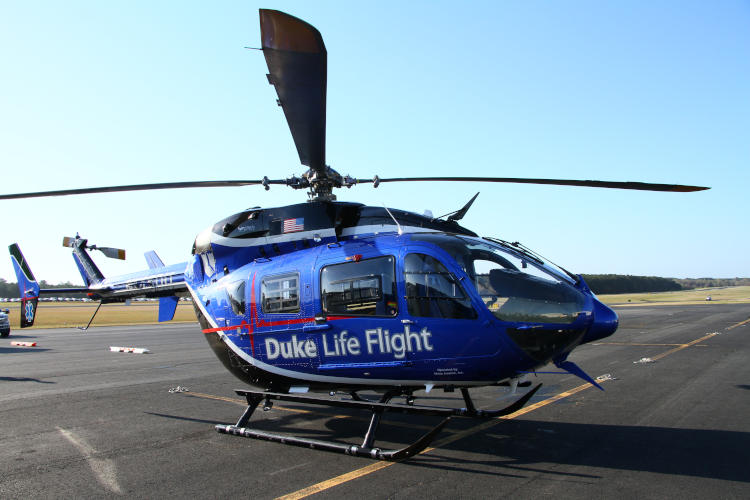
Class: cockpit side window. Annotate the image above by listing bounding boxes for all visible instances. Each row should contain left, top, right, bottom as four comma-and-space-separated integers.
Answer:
404, 253, 477, 319
227, 280, 246, 316
409, 233, 585, 324
262, 272, 300, 314
321, 256, 397, 317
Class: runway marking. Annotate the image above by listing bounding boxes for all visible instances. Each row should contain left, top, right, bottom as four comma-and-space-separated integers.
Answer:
276, 327, 731, 499
57, 427, 123, 495
726, 318, 750, 330
592, 342, 707, 347
649, 332, 719, 361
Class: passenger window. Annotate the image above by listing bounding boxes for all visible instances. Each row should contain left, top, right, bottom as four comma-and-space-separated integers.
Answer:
227, 281, 246, 316
262, 273, 300, 314
404, 253, 476, 319
321, 256, 397, 316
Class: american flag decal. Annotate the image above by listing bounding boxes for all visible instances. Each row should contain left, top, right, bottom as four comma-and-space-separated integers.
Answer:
283, 217, 304, 233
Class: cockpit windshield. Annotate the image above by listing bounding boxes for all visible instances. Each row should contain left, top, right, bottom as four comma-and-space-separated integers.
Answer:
411, 234, 586, 324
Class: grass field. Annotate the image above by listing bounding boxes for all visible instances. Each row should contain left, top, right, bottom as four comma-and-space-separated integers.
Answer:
3, 302, 197, 329
598, 285, 750, 306
4, 285, 750, 330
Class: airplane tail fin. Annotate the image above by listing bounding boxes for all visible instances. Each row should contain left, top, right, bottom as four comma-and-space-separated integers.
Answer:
144, 250, 165, 269
8, 244, 40, 328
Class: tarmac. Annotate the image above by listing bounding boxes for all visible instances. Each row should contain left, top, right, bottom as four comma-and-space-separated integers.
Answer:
1, 304, 749, 499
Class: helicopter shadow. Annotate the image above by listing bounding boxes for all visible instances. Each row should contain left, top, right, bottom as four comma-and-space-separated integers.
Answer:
0, 376, 55, 384
0, 347, 51, 354
146, 399, 749, 484
382, 417, 750, 483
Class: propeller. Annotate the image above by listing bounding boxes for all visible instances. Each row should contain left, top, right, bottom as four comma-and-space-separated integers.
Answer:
363, 177, 708, 193
63, 236, 126, 260
0, 9, 709, 203
260, 9, 327, 176
0, 175, 708, 201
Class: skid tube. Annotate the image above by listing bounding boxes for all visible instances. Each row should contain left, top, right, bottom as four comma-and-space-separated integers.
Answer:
215, 383, 542, 461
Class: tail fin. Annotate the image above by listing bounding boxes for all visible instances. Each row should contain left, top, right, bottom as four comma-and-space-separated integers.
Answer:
144, 250, 165, 269
63, 236, 105, 286
8, 244, 40, 328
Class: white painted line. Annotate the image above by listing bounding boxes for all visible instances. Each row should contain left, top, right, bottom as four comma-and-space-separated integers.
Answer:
109, 346, 150, 354
57, 427, 123, 494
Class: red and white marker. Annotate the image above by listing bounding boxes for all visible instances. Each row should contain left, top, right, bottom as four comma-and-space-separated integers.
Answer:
11, 341, 37, 347
109, 346, 150, 354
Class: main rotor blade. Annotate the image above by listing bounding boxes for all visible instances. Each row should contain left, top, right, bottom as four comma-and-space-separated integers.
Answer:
260, 9, 327, 174
0, 180, 274, 200
369, 177, 709, 192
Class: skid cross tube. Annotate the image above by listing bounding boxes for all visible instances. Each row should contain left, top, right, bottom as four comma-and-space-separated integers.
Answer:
215, 384, 542, 461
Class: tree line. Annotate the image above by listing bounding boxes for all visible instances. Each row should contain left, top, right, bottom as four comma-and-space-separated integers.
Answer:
3, 276, 749, 299
581, 275, 750, 294
580, 275, 682, 294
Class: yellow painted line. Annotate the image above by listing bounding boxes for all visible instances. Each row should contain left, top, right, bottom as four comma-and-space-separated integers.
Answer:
276, 326, 729, 499
726, 318, 750, 331
186, 392, 245, 405
649, 332, 719, 361
593, 342, 707, 347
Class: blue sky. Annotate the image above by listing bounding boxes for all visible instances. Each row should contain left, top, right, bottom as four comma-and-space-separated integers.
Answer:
1, 1, 748, 284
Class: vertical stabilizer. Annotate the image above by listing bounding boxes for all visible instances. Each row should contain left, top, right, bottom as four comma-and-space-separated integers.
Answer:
8, 244, 40, 328
144, 250, 166, 269
64, 236, 105, 286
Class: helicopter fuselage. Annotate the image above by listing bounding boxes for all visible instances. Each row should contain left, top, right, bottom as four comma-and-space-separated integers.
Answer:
185, 201, 618, 393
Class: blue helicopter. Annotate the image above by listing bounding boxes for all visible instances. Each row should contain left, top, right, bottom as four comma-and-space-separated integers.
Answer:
4, 9, 708, 460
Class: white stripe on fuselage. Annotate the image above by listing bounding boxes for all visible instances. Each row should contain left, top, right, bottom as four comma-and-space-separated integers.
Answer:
205, 224, 437, 249
185, 283, 492, 388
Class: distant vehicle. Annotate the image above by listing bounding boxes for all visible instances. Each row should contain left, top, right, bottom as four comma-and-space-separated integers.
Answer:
706, 296, 712, 301
0, 308, 10, 337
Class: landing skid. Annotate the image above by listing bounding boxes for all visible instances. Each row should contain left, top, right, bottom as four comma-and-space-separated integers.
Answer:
215, 383, 542, 460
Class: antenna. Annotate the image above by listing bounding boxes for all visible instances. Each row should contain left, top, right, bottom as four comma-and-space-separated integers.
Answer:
382, 204, 403, 236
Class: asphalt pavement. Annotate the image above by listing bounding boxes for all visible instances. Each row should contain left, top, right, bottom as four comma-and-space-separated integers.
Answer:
1, 304, 749, 499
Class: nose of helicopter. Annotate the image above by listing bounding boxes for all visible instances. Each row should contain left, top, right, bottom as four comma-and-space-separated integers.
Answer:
581, 298, 619, 344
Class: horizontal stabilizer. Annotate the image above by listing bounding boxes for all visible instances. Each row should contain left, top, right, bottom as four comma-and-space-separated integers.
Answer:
158, 296, 179, 322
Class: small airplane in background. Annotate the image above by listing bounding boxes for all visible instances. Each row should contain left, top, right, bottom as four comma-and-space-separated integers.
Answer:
3, 9, 708, 460
9, 234, 187, 330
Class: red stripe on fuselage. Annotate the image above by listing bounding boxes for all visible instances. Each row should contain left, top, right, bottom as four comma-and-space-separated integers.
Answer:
200, 272, 357, 354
